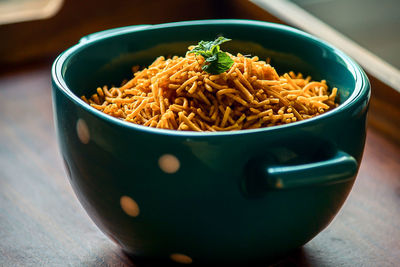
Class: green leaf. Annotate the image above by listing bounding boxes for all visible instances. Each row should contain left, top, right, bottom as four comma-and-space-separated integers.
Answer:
202, 51, 234, 74
205, 54, 218, 63
189, 37, 231, 55
187, 36, 233, 74
210, 36, 231, 48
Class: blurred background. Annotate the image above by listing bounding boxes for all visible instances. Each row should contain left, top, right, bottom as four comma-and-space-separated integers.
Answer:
0, 0, 399, 69
0, 0, 279, 67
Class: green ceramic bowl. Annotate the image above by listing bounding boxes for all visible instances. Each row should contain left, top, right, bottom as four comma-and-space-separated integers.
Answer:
51, 20, 370, 264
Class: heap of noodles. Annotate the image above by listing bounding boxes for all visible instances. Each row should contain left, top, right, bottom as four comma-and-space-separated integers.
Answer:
82, 47, 338, 132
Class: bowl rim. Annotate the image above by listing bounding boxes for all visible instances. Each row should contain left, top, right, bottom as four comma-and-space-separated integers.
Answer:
51, 19, 370, 137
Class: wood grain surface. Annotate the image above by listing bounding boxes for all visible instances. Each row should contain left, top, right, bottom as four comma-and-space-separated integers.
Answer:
0, 63, 399, 266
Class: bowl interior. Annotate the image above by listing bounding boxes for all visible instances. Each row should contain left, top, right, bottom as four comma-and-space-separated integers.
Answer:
59, 21, 358, 106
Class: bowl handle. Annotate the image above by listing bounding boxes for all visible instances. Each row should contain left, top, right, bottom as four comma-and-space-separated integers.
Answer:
79, 25, 151, 43
265, 150, 357, 189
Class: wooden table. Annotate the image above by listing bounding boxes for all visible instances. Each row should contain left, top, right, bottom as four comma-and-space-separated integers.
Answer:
1, 62, 400, 266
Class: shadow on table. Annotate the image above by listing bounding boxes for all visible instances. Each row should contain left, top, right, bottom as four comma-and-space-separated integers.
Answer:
120, 247, 310, 267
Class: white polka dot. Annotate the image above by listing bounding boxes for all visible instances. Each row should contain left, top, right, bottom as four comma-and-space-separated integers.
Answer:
76, 119, 90, 144
158, 154, 180, 174
120, 196, 140, 217
275, 178, 284, 188
170, 253, 193, 264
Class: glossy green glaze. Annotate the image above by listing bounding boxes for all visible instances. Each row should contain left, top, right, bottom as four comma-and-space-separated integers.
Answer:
51, 20, 370, 264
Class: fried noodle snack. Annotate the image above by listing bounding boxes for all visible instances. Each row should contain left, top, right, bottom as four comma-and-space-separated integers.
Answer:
82, 51, 338, 131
